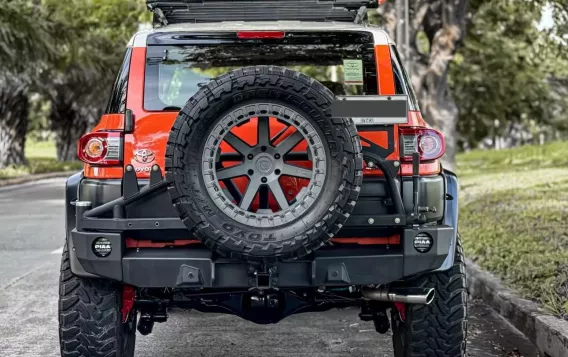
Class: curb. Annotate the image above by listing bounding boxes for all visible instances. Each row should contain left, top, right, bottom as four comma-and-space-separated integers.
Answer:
466, 258, 568, 357
0, 171, 74, 188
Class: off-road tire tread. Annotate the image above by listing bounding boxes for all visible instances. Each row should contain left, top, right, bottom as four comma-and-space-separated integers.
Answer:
392, 238, 468, 357
165, 65, 363, 262
58, 245, 135, 357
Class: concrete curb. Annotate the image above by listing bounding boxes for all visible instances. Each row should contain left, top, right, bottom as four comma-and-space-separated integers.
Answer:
466, 258, 568, 357
0, 171, 74, 188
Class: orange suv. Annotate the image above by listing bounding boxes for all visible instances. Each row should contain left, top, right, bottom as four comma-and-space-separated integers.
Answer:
59, 1, 467, 356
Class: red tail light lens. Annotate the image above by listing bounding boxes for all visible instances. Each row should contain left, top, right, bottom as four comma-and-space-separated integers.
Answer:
78, 132, 122, 166
236, 31, 285, 39
399, 128, 445, 162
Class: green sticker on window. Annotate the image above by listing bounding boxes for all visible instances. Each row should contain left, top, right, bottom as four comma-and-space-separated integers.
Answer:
343, 59, 364, 85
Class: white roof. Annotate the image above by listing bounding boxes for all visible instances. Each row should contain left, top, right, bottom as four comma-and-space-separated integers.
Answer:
128, 21, 393, 47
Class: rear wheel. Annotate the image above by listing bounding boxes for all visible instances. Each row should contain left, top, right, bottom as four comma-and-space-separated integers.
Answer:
166, 65, 363, 261
58, 245, 136, 357
391, 238, 468, 357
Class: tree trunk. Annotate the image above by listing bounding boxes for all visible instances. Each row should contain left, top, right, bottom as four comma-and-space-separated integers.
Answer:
0, 75, 29, 168
47, 69, 106, 162
49, 93, 92, 162
378, 0, 468, 171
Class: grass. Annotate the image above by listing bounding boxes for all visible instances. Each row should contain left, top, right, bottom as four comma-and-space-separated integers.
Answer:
0, 140, 82, 180
457, 141, 568, 319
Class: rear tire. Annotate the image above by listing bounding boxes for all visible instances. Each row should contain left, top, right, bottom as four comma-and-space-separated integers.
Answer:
165, 65, 363, 262
58, 244, 136, 357
391, 238, 468, 357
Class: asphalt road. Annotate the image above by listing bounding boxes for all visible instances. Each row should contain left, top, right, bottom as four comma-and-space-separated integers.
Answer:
0, 178, 539, 357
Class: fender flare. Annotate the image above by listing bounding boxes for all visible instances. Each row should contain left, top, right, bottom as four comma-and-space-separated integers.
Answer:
65, 172, 97, 278
436, 169, 459, 271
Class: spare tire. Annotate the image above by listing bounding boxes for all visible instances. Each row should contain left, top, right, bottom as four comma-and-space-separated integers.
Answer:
165, 66, 363, 261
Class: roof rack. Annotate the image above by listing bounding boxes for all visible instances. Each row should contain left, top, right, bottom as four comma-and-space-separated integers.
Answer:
146, 0, 379, 26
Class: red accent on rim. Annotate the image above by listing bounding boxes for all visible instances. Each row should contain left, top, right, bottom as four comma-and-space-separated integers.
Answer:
237, 31, 285, 39
217, 117, 312, 213
394, 302, 406, 322
121, 285, 136, 323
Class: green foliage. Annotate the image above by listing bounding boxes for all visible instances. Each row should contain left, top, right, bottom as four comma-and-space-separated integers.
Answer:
0, 0, 55, 71
27, 96, 52, 141
1, 0, 148, 164
0, 158, 83, 179
37, 0, 147, 161
0, 140, 82, 179
457, 140, 568, 177
450, 0, 568, 149
25, 139, 57, 159
458, 141, 568, 319
41, 0, 146, 78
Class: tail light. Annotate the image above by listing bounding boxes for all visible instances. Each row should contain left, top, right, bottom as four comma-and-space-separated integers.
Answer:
78, 132, 122, 166
399, 128, 445, 162
236, 31, 285, 39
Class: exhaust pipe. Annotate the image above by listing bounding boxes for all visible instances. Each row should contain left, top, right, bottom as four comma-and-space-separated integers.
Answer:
362, 286, 435, 305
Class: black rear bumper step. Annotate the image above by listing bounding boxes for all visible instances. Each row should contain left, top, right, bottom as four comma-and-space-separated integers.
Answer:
146, 0, 379, 25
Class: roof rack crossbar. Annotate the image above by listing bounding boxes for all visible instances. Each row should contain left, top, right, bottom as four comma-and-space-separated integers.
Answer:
147, 0, 378, 26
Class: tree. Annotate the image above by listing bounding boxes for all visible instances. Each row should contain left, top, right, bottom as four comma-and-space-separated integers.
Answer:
0, 0, 54, 69
0, 73, 30, 167
378, 0, 568, 166
451, 0, 568, 149
48, 68, 107, 161
40, 0, 147, 161
0, 0, 54, 168
379, 0, 468, 171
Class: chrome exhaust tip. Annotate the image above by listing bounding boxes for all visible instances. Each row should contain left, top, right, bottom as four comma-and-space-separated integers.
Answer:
361, 286, 435, 305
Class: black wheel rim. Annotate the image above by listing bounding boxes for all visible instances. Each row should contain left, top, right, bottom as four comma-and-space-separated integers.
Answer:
201, 102, 327, 228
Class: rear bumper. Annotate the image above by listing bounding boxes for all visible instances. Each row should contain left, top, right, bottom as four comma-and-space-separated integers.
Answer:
71, 224, 454, 288
65, 168, 459, 288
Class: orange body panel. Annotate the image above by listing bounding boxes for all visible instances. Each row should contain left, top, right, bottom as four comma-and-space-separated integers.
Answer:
375, 45, 396, 95
85, 47, 179, 179
372, 45, 400, 163
94, 113, 125, 129
405, 110, 430, 127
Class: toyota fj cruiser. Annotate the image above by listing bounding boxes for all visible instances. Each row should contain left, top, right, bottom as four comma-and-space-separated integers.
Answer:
58, 1, 467, 356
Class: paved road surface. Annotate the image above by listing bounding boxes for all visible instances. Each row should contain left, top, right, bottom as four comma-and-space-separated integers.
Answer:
0, 178, 538, 357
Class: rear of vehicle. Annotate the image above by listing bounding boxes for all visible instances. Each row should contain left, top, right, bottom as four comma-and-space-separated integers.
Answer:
58, 1, 466, 357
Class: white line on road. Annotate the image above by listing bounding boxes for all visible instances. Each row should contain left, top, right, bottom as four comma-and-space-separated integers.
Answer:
51, 247, 63, 255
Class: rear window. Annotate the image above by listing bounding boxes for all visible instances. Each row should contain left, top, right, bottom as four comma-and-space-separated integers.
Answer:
144, 32, 377, 111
